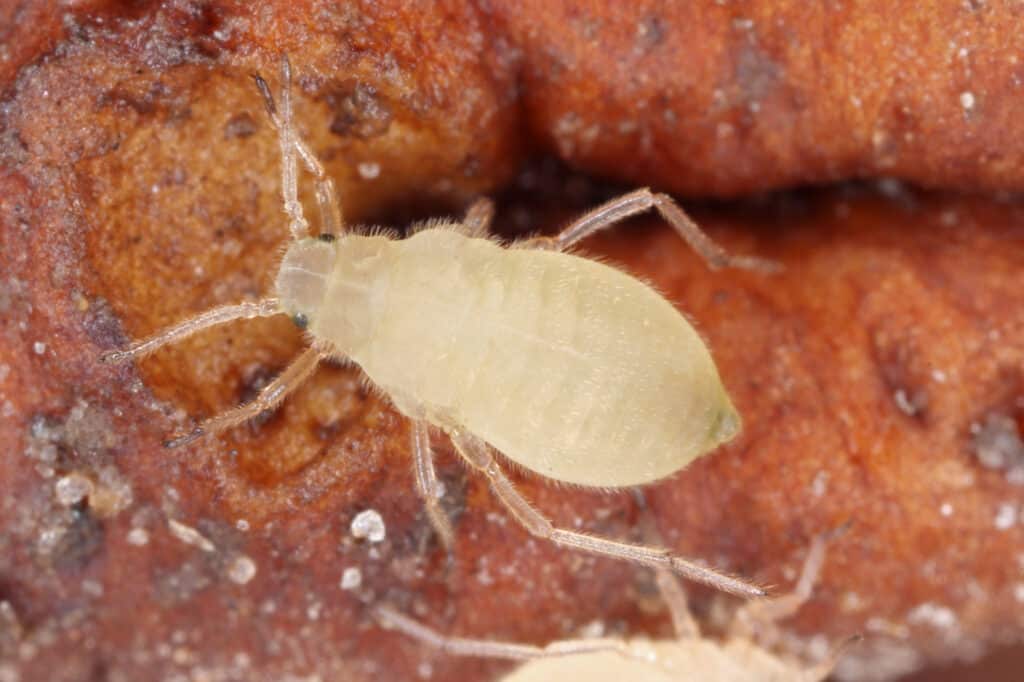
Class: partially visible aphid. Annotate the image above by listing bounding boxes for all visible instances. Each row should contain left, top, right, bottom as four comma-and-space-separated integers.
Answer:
101, 55, 778, 596
377, 537, 857, 682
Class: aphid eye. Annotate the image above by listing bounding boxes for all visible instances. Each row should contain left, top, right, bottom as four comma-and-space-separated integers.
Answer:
317, 233, 336, 243
291, 313, 309, 329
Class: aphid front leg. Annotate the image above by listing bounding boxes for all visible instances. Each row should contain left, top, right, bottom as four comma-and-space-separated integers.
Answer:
374, 606, 630, 661
254, 55, 344, 238
461, 198, 495, 238
520, 188, 779, 273
447, 430, 764, 598
165, 346, 324, 448
100, 298, 283, 364
410, 419, 455, 548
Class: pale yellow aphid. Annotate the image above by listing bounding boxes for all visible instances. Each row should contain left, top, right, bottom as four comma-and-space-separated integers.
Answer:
378, 538, 858, 682
101, 56, 777, 597
280, 228, 739, 488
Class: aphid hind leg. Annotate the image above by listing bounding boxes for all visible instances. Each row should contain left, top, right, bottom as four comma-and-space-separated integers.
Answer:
254, 55, 344, 239
165, 346, 323, 448
448, 430, 765, 598
410, 419, 456, 549
375, 605, 630, 661
461, 198, 495, 238
520, 188, 778, 273
100, 299, 282, 364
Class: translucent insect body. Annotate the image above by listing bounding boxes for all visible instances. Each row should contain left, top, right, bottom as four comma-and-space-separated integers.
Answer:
102, 55, 778, 598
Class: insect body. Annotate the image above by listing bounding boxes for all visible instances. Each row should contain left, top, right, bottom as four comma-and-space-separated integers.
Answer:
102, 56, 777, 597
281, 228, 739, 487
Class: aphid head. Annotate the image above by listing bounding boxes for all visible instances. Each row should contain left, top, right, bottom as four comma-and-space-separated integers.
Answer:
276, 237, 336, 329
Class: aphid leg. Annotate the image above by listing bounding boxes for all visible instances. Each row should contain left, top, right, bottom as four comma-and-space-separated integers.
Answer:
255, 55, 344, 239
633, 491, 700, 638
295, 134, 344, 238
254, 57, 308, 239
731, 535, 826, 640
100, 299, 282, 364
519, 188, 779, 273
410, 419, 456, 549
461, 198, 495, 238
732, 536, 857, 681
165, 346, 323, 448
374, 605, 630, 661
448, 430, 765, 598
655, 568, 700, 639
801, 634, 863, 682
650, 192, 781, 272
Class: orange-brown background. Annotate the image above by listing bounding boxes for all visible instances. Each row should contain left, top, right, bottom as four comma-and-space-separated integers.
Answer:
2, 2, 1023, 680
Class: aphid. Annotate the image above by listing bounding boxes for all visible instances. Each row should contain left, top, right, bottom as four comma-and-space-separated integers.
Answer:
377, 537, 857, 682
101, 56, 777, 597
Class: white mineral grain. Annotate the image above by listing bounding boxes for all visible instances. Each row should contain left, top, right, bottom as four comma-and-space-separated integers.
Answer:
54, 473, 93, 506
127, 527, 150, 546
340, 567, 362, 590
227, 555, 257, 585
350, 509, 386, 543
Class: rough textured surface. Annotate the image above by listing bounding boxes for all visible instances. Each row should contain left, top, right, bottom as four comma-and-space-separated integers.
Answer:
6, 163, 1024, 679
3, 2, 1024, 681
7, 1, 1024, 199
494, 0, 1024, 196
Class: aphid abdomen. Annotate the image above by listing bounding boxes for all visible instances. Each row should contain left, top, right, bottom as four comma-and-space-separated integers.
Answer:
462, 245, 738, 487
342, 229, 739, 488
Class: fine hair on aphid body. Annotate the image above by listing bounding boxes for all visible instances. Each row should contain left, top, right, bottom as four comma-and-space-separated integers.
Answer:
101, 55, 779, 598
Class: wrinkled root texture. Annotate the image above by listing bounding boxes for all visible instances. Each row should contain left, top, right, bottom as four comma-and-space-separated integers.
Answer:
4, 2, 1024, 681
5, 172, 1024, 680
6, 1, 1024, 198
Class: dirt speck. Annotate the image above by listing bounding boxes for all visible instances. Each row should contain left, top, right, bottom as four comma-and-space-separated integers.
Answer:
972, 413, 1024, 482
324, 81, 393, 139
223, 111, 257, 139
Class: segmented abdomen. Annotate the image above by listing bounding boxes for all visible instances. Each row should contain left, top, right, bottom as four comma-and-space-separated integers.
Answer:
350, 230, 734, 487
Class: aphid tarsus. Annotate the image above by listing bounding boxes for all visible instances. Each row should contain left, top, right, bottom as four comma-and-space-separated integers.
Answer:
101, 55, 778, 597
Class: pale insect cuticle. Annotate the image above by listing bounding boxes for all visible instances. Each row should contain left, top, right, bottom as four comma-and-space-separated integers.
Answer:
100, 53, 780, 599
